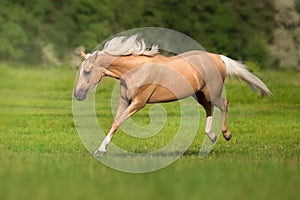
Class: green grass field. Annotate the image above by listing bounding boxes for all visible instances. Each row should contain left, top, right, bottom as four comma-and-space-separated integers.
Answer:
0, 64, 299, 200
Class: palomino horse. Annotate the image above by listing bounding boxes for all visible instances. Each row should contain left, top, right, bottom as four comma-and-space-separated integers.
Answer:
74, 34, 272, 156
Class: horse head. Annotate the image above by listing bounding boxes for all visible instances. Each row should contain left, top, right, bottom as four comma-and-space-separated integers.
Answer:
74, 51, 113, 101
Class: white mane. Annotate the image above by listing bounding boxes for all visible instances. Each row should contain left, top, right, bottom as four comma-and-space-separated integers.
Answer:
102, 34, 159, 56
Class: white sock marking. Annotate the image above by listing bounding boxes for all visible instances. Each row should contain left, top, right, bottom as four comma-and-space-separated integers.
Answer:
205, 116, 213, 134
98, 135, 112, 152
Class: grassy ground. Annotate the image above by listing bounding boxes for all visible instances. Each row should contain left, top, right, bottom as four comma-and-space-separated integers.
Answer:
0, 64, 299, 200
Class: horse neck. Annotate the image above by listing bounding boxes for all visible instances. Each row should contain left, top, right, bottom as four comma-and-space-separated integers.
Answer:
105, 55, 154, 79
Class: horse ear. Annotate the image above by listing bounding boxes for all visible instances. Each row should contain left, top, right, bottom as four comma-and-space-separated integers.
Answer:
80, 51, 87, 59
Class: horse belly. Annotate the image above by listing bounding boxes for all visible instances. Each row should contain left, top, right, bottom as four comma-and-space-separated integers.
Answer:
148, 84, 193, 103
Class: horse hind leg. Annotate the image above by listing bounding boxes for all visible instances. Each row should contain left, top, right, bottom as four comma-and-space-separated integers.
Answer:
194, 91, 217, 143
214, 97, 232, 141
205, 115, 217, 143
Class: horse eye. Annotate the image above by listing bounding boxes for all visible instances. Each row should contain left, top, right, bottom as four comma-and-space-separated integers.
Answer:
83, 70, 91, 76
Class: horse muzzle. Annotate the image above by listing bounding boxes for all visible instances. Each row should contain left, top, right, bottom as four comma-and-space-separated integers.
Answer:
74, 89, 87, 101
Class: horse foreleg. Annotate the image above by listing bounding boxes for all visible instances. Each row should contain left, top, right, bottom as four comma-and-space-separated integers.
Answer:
95, 122, 119, 155
94, 98, 146, 156
94, 97, 129, 156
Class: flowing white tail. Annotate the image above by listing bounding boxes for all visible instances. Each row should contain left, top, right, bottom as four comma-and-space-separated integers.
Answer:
220, 55, 272, 96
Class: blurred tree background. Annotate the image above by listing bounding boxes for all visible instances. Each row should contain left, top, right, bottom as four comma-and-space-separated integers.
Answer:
0, 0, 299, 70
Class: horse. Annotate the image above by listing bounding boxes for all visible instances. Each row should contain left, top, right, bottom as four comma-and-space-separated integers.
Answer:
74, 34, 272, 156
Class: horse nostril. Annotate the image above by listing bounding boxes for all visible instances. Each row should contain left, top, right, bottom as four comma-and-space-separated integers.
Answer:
74, 92, 80, 100
74, 93, 79, 100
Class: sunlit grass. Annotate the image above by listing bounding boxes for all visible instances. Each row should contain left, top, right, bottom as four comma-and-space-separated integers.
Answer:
0, 65, 299, 200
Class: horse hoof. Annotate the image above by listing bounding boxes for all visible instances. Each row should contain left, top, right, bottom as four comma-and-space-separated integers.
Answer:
223, 132, 232, 141
93, 149, 106, 157
207, 132, 217, 143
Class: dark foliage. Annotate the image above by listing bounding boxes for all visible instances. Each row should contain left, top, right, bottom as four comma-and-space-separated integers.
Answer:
0, 0, 276, 66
